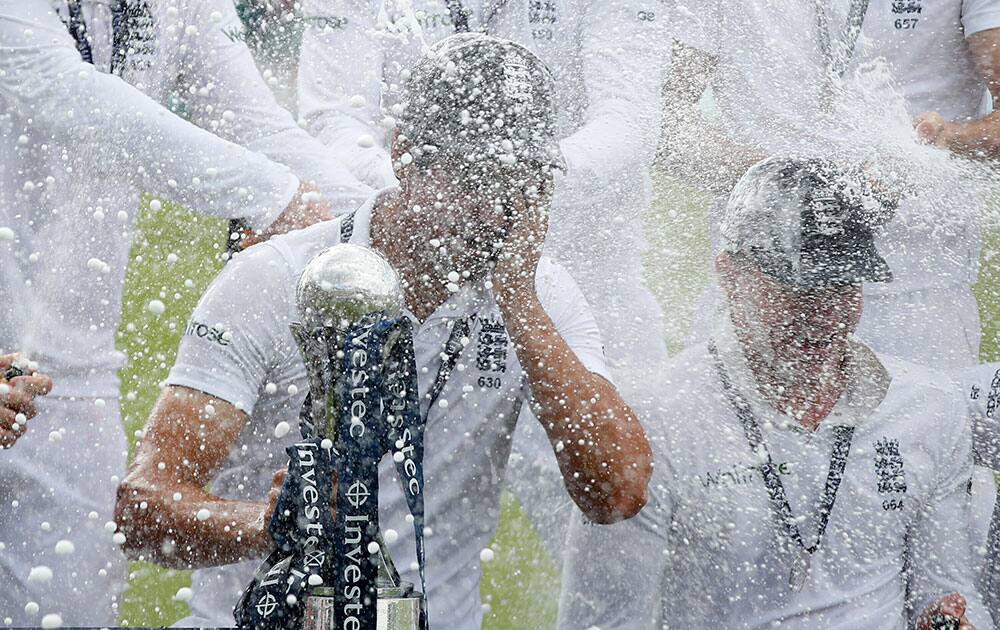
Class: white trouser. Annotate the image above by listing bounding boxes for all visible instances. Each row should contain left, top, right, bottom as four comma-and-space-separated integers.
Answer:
0, 395, 128, 625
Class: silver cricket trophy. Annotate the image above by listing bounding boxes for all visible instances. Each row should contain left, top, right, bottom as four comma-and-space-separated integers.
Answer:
290, 243, 423, 630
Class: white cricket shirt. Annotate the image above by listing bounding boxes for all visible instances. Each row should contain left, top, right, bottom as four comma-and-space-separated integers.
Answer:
558, 314, 989, 630
166, 191, 611, 629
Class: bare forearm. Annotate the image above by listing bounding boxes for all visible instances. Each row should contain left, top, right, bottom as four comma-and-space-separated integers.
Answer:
942, 111, 1000, 158
116, 475, 271, 569
501, 298, 652, 523
655, 42, 762, 193
114, 387, 273, 569
656, 110, 764, 194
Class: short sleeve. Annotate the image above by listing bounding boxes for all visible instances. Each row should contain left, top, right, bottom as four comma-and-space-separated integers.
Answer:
534, 258, 612, 382
963, 0, 1000, 37
166, 244, 296, 411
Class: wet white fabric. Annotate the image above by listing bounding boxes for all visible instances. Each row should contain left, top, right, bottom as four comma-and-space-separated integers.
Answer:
297, 0, 670, 564
856, 285, 983, 369
962, 363, 1000, 470
671, 0, 999, 365
959, 362, 1000, 625
0, 395, 128, 625
0, 0, 368, 623
558, 314, 989, 630
166, 192, 610, 629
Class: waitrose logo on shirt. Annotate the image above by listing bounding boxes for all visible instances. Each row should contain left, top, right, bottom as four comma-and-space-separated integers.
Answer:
698, 461, 793, 490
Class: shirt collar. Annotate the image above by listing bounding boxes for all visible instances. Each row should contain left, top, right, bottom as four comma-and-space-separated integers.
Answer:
711, 309, 890, 431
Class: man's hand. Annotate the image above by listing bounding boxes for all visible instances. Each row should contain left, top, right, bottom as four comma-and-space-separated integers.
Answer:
917, 593, 975, 630
914, 111, 956, 149
117, 386, 272, 568
490, 177, 553, 308
0, 354, 53, 449
237, 181, 333, 250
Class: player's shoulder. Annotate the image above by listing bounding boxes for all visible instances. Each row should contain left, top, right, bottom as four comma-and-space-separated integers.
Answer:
254, 216, 353, 277
874, 351, 970, 430
203, 217, 347, 306
878, 352, 965, 402
532, 257, 595, 317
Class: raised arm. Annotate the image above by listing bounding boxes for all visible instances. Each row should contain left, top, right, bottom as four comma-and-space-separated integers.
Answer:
180, 0, 371, 209
492, 190, 652, 524
0, 1, 298, 230
656, 40, 765, 195
297, 0, 396, 190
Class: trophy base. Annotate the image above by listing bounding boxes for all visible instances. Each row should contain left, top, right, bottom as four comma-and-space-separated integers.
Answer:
303, 584, 422, 630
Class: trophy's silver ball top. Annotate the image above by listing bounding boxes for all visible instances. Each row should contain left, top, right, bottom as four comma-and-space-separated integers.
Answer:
296, 244, 404, 328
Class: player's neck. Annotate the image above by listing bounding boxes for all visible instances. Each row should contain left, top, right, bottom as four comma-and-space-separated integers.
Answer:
741, 337, 849, 432
369, 192, 451, 322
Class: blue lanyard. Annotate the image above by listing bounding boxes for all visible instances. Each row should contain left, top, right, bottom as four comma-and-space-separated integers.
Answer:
709, 341, 854, 580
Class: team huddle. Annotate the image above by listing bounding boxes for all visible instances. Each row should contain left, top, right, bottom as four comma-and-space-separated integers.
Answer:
2, 0, 1000, 629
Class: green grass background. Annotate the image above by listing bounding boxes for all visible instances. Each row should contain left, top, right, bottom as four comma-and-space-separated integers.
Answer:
115, 179, 1000, 627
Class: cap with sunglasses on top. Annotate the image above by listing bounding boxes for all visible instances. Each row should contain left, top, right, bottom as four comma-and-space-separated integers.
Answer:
721, 157, 899, 288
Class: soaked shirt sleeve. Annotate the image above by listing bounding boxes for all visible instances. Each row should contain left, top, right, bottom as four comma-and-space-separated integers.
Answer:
181, 0, 371, 214
906, 409, 991, 628
0, 0, 299, 229
166, 244, 295, 412
298, 0, 397, 190
534, 259, 612, 381
962, 0, 1000, 37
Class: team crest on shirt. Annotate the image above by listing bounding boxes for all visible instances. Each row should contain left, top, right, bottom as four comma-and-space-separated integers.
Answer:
528, 1, 557, 25
527, 1, 557, 40
476, 317, 508, 373
874, 437, 907, 511
475, 316, 509, 391
890, 0, 922, 29
987, 368, 1000, 418
891, 1, 923, 15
